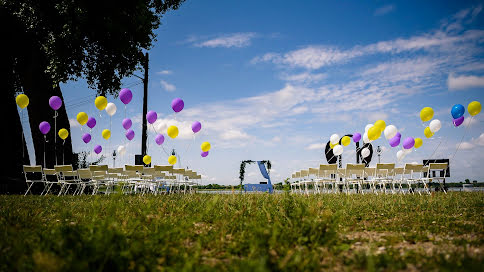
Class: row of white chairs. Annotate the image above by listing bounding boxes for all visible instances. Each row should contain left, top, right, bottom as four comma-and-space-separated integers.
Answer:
290, 163, 448, 195
23, 164, 203, 196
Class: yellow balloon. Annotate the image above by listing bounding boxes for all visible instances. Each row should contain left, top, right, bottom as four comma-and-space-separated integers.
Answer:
16, 94, 29, 109
77, 112, 88, 125
168, 155, 177, 165
58, 128, 69, 140
368, 126, 381, 141
414, 138, 423, 148
143, 155, 151, 165
468, 101, 481, 116
167, 125, 179, 139
95, 96, 108, 111
374, 120, 386, 130
102, 129, 111, 140
424, 127, 434, 138
201, 142, 211, 152
330, 142, 336, 149
420, 107, 434, 122
341, 136, 351, 146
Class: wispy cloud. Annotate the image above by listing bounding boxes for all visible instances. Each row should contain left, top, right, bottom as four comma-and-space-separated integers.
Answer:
306, 143, 325, 150
447, 74, 484, 90
157, 70, 172, 75
195, 32, 257, 48
374, 4, 395, 16
160, 80, 176, 92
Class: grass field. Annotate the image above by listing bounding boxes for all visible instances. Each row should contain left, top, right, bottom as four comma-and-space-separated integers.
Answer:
0, 193, 483, 271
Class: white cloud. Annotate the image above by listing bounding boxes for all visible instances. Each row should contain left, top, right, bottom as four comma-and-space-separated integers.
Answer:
447, 74, 484, 90
195, 32, 256, 48
157, 70, 172, 75
160, 80, 176, 92
459, 142, 475, 150
220, 129, 251, 140
475, 133, 484, 146
280, 72, 327, 84
374, 4, 395, 16
69, 118, 80, 128
271, 136, 282, 142
306, 143, 325, 150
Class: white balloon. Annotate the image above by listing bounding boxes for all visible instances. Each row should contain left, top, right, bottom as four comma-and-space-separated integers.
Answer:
105, 102, 117, 116
361, 147, 370, 158
117, 145, 126, 155
429, 119, 441, 133
333, 144, 343, 156
363, 133, 373, 144
365, 124, 373, 133
384, 125, 398, 140
403, 148, 412, 155
396, 150, 405, 161
330, 134, 340, 144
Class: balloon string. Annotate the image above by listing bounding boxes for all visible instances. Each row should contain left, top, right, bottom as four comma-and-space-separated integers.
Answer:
451, 115, 474, 160
62, 140, 65, 165
21, 109, 25, 161
43, 135, 46, 168
54, 111, 58, 165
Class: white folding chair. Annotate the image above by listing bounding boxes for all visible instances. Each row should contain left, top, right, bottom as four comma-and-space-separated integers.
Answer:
23, 165, 45, 196
54, 165, 80, 195
317, 164, 337, 193
344, 164, 365, 194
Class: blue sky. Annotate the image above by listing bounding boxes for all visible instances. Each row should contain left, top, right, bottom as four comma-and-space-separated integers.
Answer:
21, 0, 484, 184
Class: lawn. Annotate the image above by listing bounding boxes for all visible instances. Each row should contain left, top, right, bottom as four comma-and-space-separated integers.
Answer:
0, 193, 483, 271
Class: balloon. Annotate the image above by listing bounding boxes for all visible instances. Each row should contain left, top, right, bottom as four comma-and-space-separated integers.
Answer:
402, 137, 415, 149
82, 133, 91, 144
94, 145, 102, 154
424, 127, 434, 138
39, 121, 51, 135
365, 124, 373, 133
389, 135, 401, 147
420, 107, 434, 122
384, 125, 398, 140
86, 117, 97, 129
333, 145, 343, 156
119, 88, 133, 105
396, 150, 405, 161
403, 148, 412, 155
352, 133, 361, 142
171, 98, 184, 113
95, 96, 108, 111
102, 129, 111, 140
49, 96, 62, 110
451, 104, 465, 119
126, 129, 135, 141
16, 94, 29, 109
341, 136, 351, 146
201, 142, 211, 152
122, 118, 132, 130
374, 120, 386, 130
167, 125, 179, 139
117, 145, 126, 156
192, 121, 202, 133
143, 155, 151, 165
368, 126, 381, 141
168, 155, 177, 165
361, 147, 370, 158
330, 142, 336, 149
58, 128, 69, 140
429, 119, 441, 133
105, 102, 117, 116
330, 134, 340, 144
155, 134, 165, 145
453, 116, 464, 127
468, 101, 481, 116
414, 138, 423, 149
146, 110, 157, 124
201, 151, 209, 157
394, 132, 402, 139
77, 112, 88, 126
363, 133, 372, 144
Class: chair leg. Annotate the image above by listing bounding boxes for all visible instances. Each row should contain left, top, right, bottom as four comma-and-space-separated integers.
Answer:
24, 182, 34, 196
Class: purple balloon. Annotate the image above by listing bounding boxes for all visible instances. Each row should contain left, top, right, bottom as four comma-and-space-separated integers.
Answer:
395, 132, 402, 139
389, 135, 401, 147
39, 121, 51, 135
155, 134, 165, 145
453, 116, 465, 127
122, 118, 132, 130
49, 96, 62, 110
171, 98, 184, 113
82, 133, 92, 144
94, 145, 102, 154
119, 88, 133, 105
201, 151, 209, 157
86, 117, 97, 129
126, 129, 135, 141
402, 137, 415, 150
146, 110, 157, 124
192, 121, 202, 133
352, 132, 361, 142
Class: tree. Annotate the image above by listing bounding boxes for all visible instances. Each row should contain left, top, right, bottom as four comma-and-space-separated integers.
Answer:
465, 179, 470, 184
2, 0, 185, 173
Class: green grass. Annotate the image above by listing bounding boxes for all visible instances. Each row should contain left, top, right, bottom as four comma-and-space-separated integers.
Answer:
0, 193, 483, 271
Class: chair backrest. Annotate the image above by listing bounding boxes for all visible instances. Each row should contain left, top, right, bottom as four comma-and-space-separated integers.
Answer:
173, 168, 186, 175
291, 173, 296, 178
154, 165, 173, 172
43, 169, 56, 176
77, 169, 92, 179
394, 167, 404, 175
195, 175, 202, 179
308, 168, 318, 176
125, 165, 143, 172
364, 167, 376, 177
428, 163, 448, 178
345, 164, 365, 177
54, 165, 73, 172
295, 171, 301, 178
23, 165, 42, 173
376, 163, 395, 177
92, 170, 107, 179
143, 168, 155, 175
90, 165, 108, 172
404, 163, 424, 172
108, 167, 123, 174
300, 169, 309, 178
319, 164, 337, 171
123, 170, 140, 179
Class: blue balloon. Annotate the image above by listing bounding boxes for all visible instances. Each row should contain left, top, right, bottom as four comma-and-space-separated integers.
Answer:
451, 104, 465, 119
